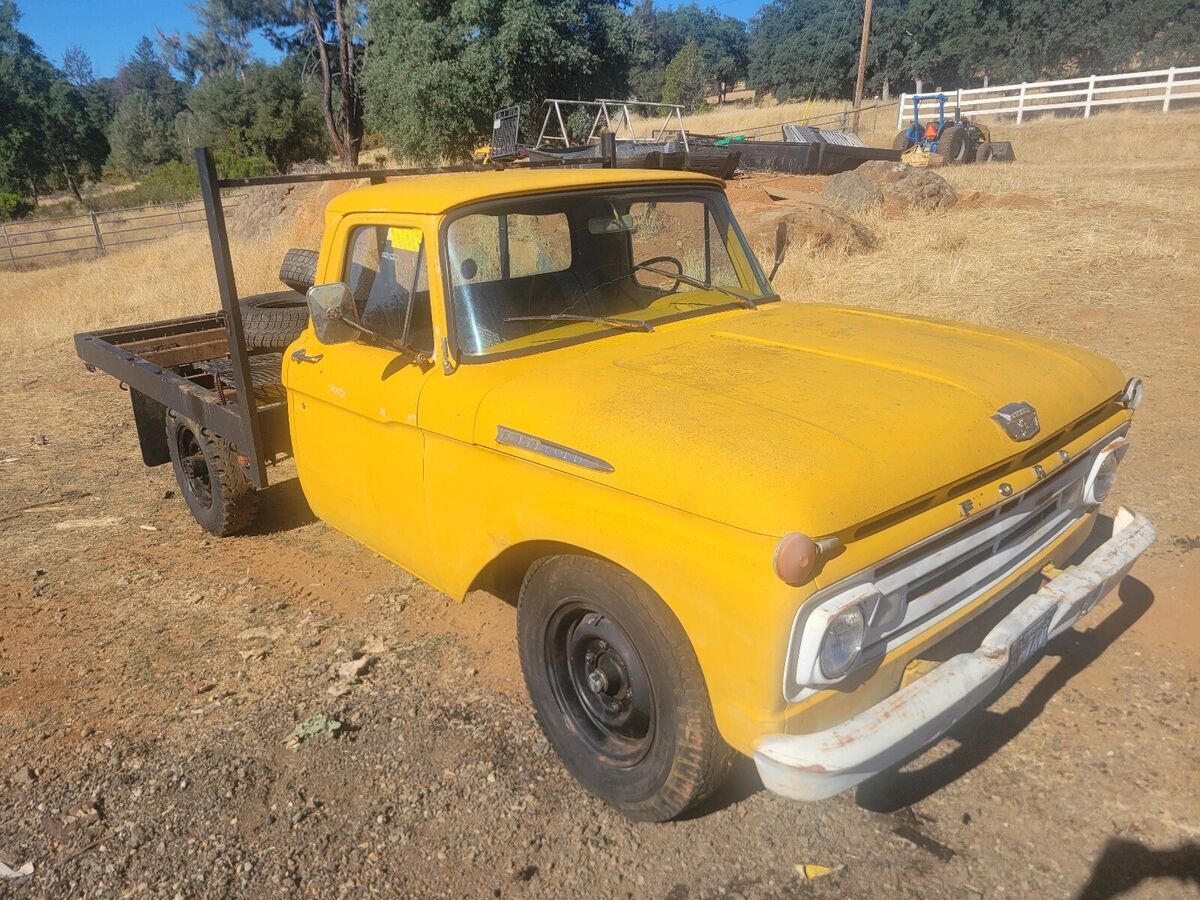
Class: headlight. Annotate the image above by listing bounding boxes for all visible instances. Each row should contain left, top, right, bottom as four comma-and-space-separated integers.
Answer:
1083, 437, 1129, 505
818, 606, 865, 679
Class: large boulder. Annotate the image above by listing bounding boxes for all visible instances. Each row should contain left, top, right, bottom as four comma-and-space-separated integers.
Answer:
821, 171, 885, 213
853, 160, 957, 212
737, 198, 876, 266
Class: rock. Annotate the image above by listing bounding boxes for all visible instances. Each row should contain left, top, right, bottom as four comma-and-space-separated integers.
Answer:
10, 765, 36, 786
739, 200, 876, 264
237, 626, 284, 641
821, 171, 884, 213
853, 160, 957, 211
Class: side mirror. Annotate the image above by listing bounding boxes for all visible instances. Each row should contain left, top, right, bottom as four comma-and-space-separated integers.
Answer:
768, 221, 788, 281
306, 283, 360, 345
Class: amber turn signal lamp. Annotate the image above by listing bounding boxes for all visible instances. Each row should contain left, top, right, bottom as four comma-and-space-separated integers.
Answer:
773, 532, 819, 586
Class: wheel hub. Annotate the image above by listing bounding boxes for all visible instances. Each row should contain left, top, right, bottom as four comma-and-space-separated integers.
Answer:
544, 604, 655, 767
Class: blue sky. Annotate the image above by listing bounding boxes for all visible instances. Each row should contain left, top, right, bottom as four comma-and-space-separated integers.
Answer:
18, 0, 763, 78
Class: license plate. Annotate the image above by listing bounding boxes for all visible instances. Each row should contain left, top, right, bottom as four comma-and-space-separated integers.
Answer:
1004, 608, 1054, 681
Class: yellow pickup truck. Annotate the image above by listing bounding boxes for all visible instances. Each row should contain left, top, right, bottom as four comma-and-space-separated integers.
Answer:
76, 148, 1154, 822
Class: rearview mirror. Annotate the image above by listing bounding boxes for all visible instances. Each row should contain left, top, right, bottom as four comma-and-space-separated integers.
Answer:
306, 282, 360, 345
588, 212, 636, 235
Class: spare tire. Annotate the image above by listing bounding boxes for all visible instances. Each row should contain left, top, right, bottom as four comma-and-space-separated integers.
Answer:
279, 248, 319, 294
240, 291, 309, 350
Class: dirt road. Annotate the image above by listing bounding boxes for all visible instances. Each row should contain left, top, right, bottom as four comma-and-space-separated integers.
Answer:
2, 120, 1199, 898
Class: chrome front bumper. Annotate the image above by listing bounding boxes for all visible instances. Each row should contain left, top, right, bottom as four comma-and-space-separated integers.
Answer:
754, 508, 1155, 801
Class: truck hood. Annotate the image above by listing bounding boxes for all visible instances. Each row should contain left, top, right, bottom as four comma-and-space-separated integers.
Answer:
472, 303, 1124, 536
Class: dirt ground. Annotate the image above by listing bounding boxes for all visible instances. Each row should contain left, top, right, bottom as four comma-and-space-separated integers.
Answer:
2, 116, 1199, 899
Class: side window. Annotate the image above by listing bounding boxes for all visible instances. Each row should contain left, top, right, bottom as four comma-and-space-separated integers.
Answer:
343, 225, 432, 351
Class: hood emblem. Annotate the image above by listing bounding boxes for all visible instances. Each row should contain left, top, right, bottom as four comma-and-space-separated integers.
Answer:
992, 402, 1040, 442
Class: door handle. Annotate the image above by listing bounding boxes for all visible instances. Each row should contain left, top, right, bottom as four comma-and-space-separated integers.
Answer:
291, 348, 323, 364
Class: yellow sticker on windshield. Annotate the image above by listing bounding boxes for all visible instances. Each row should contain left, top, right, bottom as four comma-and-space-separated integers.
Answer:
387, 226, 422, 252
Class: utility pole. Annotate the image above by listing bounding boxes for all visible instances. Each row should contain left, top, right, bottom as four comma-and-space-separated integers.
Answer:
852, 0, 874, 132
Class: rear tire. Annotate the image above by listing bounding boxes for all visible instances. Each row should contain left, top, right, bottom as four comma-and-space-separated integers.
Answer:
165, 414, 258, 536
892, 129, 915, 152
937, 126, 967, 163
517, 556, 733, 822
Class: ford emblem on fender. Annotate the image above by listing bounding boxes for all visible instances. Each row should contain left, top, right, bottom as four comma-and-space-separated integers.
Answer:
992, 401, 1041, 441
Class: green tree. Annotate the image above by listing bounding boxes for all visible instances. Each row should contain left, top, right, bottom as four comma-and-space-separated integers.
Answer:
108, 90, 181, 175
0, 1, 107, 203
629, 2, 748, 103
363, 0, 631, 164
178, 58, 328, 169
62, 43, 94, 86
661, 39, 708, 110
199, 0, 365, 168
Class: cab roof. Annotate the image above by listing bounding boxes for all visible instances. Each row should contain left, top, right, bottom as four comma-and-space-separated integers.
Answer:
325, 166, 724, 217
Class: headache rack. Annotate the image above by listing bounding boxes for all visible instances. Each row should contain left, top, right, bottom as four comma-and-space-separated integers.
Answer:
74, 145, 619, 489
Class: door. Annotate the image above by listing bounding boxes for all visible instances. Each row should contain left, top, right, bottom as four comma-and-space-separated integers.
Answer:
285, 215, 438, 580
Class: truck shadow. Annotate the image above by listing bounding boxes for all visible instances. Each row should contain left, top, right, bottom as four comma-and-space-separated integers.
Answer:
246, 478, 318, 535
854, 530, 1154, 812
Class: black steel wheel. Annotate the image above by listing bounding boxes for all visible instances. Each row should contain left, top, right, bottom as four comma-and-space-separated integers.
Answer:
518, 556, 733, 821
545, 602, 655, 766
165, 415, 258, 536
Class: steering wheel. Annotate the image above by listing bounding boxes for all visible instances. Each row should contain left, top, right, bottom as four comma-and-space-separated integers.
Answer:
633, 256, 685, 294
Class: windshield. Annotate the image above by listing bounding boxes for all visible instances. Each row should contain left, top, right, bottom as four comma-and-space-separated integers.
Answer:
444, 187, 774, 359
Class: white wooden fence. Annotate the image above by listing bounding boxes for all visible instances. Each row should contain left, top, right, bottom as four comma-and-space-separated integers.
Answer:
897, 65, 1200, 128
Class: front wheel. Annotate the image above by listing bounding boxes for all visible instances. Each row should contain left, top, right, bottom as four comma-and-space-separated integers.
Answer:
517, 556, 733, 821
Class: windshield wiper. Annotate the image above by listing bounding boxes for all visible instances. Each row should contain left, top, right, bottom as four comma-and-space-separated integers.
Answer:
634, 263, 761, 309
505, 313, 655, 333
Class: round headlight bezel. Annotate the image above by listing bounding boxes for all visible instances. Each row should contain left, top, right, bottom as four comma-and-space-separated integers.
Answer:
1085, 452, 1119, 505
1083, 437, 1128, 505
1121, 377, 1145, 410
818, 606, 866, 680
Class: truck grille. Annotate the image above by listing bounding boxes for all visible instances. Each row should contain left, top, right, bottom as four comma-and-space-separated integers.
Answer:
856, 429, 1123, 657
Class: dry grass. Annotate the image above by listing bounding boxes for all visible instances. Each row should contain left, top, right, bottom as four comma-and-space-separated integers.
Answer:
1, 108, 1196, 355
1, 229, 293, 349
765, 109, 1200, 335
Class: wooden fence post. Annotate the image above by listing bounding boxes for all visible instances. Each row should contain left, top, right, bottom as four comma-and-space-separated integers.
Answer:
89, 211, 106, 257
1084, 75, 1097, 117
0, 222, 14, 265
1016, 82, 1028, 123
1163, 67, 1176, 112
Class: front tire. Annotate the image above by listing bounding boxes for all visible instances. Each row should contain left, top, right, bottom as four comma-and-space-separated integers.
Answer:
517, 556, 733, 821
